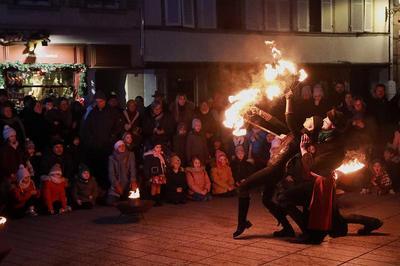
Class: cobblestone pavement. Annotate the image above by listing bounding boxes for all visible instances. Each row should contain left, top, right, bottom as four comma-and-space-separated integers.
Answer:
1, 192, 400, 265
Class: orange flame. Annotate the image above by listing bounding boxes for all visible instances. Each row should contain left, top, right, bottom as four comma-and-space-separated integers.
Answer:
0, 216, 6, 225
334, 159, 365, 179
128, 189, 140, 199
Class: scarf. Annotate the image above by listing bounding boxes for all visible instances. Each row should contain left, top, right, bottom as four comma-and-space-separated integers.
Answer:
123, 110, 139, 127
318, 129, 334, 143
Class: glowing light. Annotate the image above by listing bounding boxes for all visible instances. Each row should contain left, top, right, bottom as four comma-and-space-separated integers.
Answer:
334, 159, 365, 179
265, 85, 282, 100
0, 216, 6, 225
128, 189, 140, 199
264, 64, 278, 81
277, 60, 297, 75
298, 69, 308, 82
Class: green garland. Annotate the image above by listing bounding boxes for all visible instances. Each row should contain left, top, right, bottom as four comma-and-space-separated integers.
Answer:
0, 62, 87, 96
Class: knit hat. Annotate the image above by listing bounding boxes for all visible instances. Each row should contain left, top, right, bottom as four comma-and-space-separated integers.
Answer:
94, 90, 107, 100
3, 125, 16, 140
16, 164, 30, 183
114, 140, 125, 151
51, 137, 64, 147
25, 138, 35, 149
327, 109, 346, 129
49, 164, 62, 176
78, 164, 90, 175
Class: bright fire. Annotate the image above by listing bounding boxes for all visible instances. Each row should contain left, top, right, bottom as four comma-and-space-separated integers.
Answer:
0, 216, 6, 225
223, 41, 308, 136
128, 189, 140, 199
334, 159, 365, 179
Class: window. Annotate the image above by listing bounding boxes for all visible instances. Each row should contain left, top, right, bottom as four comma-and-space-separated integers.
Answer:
350, 0, 373, 32
216, 0, 243, 30
264, 0, 291, 31
321, 0, 333, 32
197, 0, 217, 28
296, 0, 309, 32
164, 0, 195, 27
309, 0, 321, 32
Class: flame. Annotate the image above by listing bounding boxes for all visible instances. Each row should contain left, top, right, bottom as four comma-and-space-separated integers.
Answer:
224, 40, 308, 136
335, 159, 365, 178
298, 69, 308, 82
0, 216, 6, 225
128, 189, 140, 199
223, 88, 260, 136
265, 85, 282, 100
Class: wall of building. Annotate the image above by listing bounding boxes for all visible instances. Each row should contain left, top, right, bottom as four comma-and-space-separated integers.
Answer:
144, 30, 389, 64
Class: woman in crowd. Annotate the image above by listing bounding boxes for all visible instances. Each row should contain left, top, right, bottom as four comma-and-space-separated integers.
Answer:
106, 140, 137, 206
165, 155, 188, 204
186, 156, 211, 201
186, 118, 209, 166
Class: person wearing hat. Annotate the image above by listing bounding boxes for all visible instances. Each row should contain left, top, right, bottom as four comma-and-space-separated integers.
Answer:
106, 140, 137, 206
41, 163, 69, 214
80, 90, 123, 190
40, 138, 73, 182
72, 164, 98, 209
145, 89, 168, 113
210, 151, 235, 196
9, 164, 40, 218
165, 155, 188, 204
0, 101, 26, 146
185, 118, 209, 166
0, 125, 24, 182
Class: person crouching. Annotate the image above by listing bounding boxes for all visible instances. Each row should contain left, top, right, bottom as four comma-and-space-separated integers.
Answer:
72, 164, 98, 209
41, 164, 69, 215
165, 155, 188, 204
9, 164, 40, 218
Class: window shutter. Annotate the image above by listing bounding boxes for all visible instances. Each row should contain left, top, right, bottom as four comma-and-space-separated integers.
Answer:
321, 0, 333, 32
245, 0, 264, 30
351, 0, 364, 32
297, 0, 309, 32
364, 0, 373, 32
197, 0, 217, 28
278, 0, 290, 31
165, 0, 181, 26
264, 0, 278, 30
182, 0, 195, 27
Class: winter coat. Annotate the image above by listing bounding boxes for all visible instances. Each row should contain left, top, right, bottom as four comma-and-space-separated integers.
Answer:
108, 151, 136, 197
80, 106, 122, 153
9, 180, 39, 209
165, 168, 188, 200
143, 152, 166, 181
170, 102, 195, 129
142, 111, 175, 148
185, 167, 211, 195
172, 135, 187, 164
186, 131, 209, 165
40, 151, 74, 180
0, 143, 24, 180
194, 110, 218, 138
210, 165, 235, 194
41, 178, 67, 210
72, 177, 98, 203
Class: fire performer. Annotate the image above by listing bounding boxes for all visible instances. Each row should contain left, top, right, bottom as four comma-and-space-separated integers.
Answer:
274, 92, 383, 244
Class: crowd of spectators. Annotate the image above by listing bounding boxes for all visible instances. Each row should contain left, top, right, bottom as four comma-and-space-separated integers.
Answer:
0, 81, 399, 218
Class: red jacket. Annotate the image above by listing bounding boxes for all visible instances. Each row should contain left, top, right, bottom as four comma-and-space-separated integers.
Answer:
10, 181, 40, 208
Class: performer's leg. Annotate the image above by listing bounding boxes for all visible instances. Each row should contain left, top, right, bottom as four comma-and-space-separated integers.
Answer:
342, 214, 383, 235
233, 196, 252, 238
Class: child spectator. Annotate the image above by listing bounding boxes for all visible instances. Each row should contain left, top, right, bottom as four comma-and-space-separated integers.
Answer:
72, 164, 98, 209
107, 140, 137, 206
41, 164, 69, 214
9, 165, 40, 218
0, 125, 24, 183
67, 135, 82, 178
383, 147, 400, 192
172, 123, 187, 166
231, 145, 255, 186
165, 155, 188, 204
186, 156, 211, 201
364, 160, 395, 195
144, 143, 167, 206
186, 119, 209, 166
24, 139, 39, 185
211, 151, 235, 196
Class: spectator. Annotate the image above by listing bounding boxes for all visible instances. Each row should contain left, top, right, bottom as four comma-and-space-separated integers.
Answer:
330, 81, 346, 108
43, 97, 63, 140
21, 100, 49, 152
186, 118, 209, 166
106, 140, 137, 206
80, 90, 122, 189
195, 101, 218, 145
186, 156, 211, 201
369, 84, 394, 127
247, 120, 268, 170
123, 99, 142, 139
40, 138, 74, 181
339, 92, 354, 119
58, 97, 73, 141
170, 93, 195, 129
143, 142, 167, 206
24, 139, 40, 186
0, 101, 26, 145
41, 164, 69, 215
231, 145, 255, 186
72, 164, 98, 209
70, 100, 85, 137
383, 147, 400, 192
370, 160, 395, 195
165, 155, 188, 204
9, 164, 40, 218
0, 89, 9, 107
107, 94, 121, 111
0, 126, 24, 182
142, 100, 175, 150
135, 96, 145, 116
228, 135, 249, 160
211, 151, 235, 196
67, 135, 83, 179
172, 123, 187, 166
310, 84, 329, 118
146, 90, 168, 113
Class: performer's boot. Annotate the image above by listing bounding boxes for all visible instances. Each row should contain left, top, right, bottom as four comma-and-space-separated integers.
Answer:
153, 195, 163, 207
267, 204, 295, 237
286, 206, 308, 235
344, 214, 383, 235
233, 197, 252, 238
